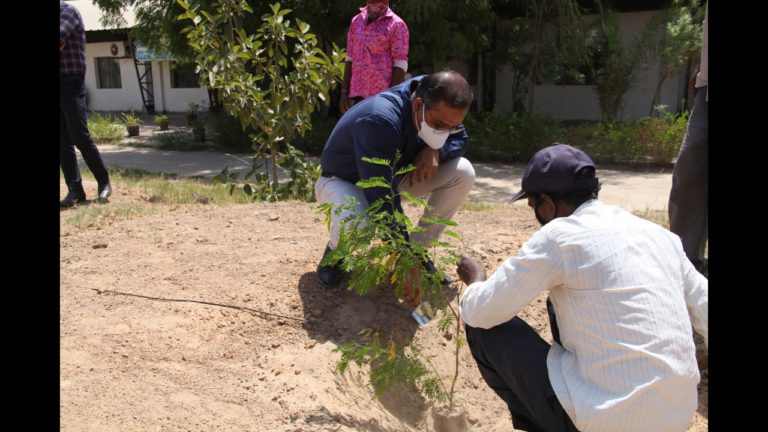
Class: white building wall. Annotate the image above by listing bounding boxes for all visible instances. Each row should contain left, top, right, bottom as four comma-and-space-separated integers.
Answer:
495, 10, 689, 120
84, 42, 144, 112
83, 43, 209, 113
155, 61, 209, 113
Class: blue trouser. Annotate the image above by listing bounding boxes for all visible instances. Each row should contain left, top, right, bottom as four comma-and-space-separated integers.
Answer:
668, 86, 708, 264
465, 299, 579, 432
60, 75, 109, 193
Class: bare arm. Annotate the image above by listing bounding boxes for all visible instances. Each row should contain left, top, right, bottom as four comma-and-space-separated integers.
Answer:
390, 66, 406, 87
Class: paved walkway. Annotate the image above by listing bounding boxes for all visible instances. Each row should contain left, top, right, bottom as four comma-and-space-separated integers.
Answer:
85, 142, 672, 212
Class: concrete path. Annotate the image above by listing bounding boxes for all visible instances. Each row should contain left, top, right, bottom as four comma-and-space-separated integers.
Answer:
86, 143, 672, 212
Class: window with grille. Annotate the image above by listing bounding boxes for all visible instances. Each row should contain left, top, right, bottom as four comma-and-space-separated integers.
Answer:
94, 57, 122, 89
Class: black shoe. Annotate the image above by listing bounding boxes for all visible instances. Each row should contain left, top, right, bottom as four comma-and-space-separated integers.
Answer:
97, 182, 112, 201
60, 190, 86, 208
424, 258, 452, 286
317, 245, 343, 288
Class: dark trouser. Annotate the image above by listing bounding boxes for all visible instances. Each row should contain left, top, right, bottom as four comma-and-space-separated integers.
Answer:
668, 86, 708, 265
60, 75, 109, 194
465, 299, 579, 432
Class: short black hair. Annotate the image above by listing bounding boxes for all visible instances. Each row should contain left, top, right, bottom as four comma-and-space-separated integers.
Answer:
415, 70, 473, 110
530, 167, 601, 207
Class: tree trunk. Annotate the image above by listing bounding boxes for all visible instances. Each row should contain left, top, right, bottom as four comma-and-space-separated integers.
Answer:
270, 144, 279, 193
527, 4, 545, 113
649, 69, 669, 116
476, 53, 484, 112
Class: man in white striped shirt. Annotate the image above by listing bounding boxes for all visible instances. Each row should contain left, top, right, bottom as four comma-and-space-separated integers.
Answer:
457, 144, 708, 432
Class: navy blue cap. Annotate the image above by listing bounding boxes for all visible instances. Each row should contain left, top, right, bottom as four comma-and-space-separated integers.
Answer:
510, 144, 599, 203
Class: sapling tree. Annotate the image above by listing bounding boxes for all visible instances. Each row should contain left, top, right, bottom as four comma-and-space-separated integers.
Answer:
319, 155, 470, 418
179, 0, 344, 201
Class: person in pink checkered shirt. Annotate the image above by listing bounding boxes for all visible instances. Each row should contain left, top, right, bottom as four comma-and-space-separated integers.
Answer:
339, 0, 409, 114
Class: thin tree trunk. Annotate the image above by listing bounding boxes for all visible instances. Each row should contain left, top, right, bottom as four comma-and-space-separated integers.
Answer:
270, 145, 279, 192
527, 3, 545, 113
649, 68, 669, 116
476, 52, 484, 112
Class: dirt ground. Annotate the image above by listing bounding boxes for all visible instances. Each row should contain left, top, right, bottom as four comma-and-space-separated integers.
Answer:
60, 180, 708, 431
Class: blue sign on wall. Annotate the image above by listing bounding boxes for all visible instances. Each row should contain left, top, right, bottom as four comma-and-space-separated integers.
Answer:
135, 45, 173, 61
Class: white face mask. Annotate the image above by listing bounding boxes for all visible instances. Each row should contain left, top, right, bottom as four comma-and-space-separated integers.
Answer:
417, 105, 450, 150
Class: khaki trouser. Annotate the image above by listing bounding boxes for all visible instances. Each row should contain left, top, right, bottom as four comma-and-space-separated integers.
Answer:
315, 156, 475, 249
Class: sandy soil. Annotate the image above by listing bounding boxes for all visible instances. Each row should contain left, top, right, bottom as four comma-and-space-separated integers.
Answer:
60, 180, 707, 431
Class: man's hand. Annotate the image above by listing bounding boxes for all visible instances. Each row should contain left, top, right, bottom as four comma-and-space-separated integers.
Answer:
409, 146, 439, 186
402, 267, 422, 307
457, 255, 487, 285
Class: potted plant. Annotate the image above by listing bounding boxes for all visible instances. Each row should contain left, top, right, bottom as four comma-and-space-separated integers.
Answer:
122, 112, 142, 137
186, 102, 200, 126
191, 119, 206, 141
154, 114, 170, 131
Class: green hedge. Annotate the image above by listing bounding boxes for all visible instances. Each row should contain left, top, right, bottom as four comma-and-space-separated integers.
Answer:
214, 108, 688, 166
568, 111, 689, 165
464, 110, 688, 165
463, 110, 567, 163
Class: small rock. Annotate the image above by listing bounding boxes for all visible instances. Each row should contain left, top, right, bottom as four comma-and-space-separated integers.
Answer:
311, 309, 323, 318
269, 214, 280, 221
92, 243, 108, 249
274, 370, 282, 376
294, 370, 301, 375
271, 342, 281, 349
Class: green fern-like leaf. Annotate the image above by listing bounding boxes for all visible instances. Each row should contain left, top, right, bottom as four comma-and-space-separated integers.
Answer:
360, 157, 392, 166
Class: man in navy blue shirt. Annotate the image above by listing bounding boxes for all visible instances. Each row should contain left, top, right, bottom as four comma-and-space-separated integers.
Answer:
315, 70, 475, 294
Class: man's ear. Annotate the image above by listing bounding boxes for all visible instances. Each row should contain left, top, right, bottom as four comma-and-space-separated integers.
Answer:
412, 97, 423, 114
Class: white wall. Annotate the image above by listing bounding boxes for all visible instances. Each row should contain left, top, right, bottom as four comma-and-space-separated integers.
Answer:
152, 61, 209, 113
495, 11, 689, 120
83, 42, 209, 113
84, 42, 145, 112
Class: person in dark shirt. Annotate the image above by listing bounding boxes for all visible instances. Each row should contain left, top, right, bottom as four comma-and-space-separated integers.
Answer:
60, 0, 112, 208
316, 70, 475, 298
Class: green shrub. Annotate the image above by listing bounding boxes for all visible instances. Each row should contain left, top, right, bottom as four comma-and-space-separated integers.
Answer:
154, 114, 170, 129
87, 112, 123, 144
121, 111, 142, 127
464, 110, 566, 163
567, 109, 688, 164
293, 114, 338, 156
154, 131, 208, 151
207, 111, 252, 152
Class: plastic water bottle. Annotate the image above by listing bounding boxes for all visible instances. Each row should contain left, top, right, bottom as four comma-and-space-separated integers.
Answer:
411, 301, 434, 326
